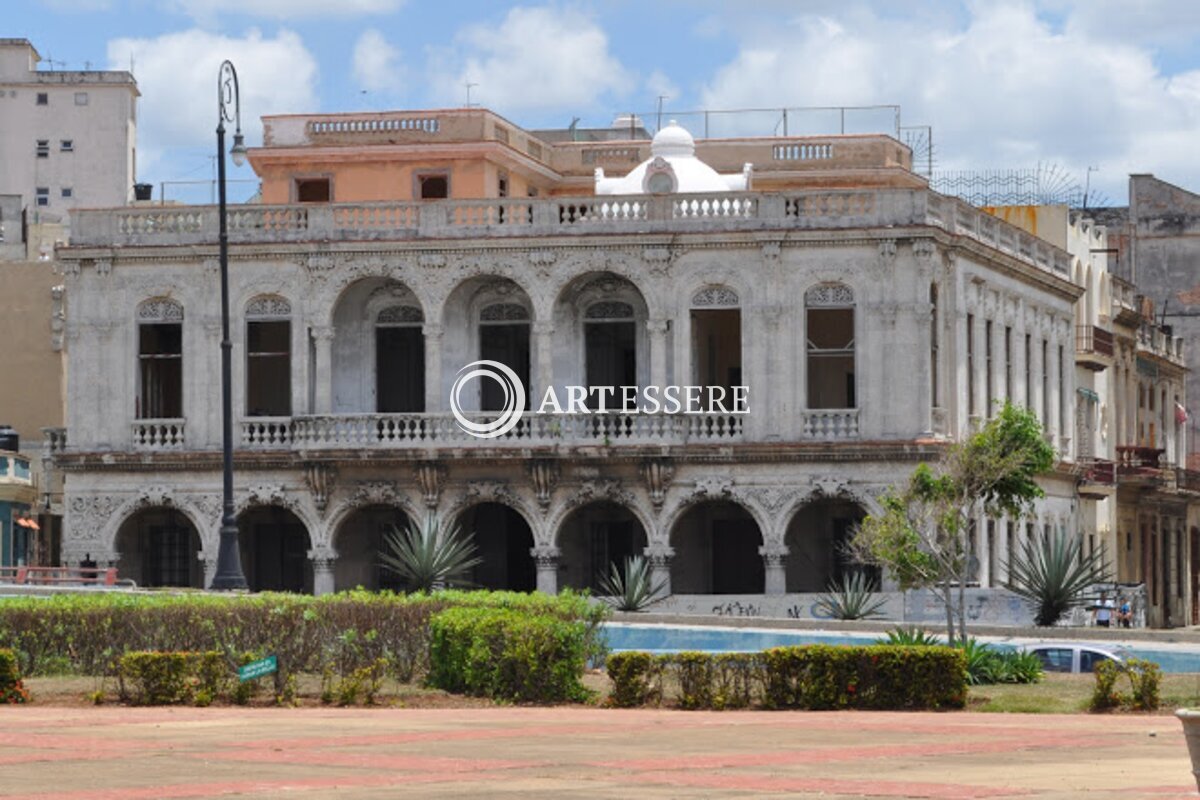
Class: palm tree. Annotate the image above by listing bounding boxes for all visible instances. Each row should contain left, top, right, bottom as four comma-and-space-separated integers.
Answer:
379, 514, 482, 593
1006, 528, 1112, 626
597, 556, 667, 612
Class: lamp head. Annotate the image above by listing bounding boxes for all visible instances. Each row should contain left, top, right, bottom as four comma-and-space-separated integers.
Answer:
230, 132, 247, 167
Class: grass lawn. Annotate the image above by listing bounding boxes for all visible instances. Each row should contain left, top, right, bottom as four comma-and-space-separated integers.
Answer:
969, 672, 1200, 714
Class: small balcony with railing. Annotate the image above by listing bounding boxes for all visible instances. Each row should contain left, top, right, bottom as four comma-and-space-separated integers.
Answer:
1075, 325, 1114, 371
1076, 457, 1116, 499
1116, 445, 1165, 485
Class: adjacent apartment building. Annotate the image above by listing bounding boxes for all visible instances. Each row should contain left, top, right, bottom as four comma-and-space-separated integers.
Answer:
45, 106, 1199, 625
0, 38, 138, 225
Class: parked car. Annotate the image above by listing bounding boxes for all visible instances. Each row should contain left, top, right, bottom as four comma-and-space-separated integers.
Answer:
1016, 643, 1127, 673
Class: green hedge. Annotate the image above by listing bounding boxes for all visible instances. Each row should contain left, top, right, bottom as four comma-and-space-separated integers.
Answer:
607, 645, 967, 711
0, 589, 606, 696
0, 648, 28, 704
117, 651, 230, 706
428, 607, 589, 703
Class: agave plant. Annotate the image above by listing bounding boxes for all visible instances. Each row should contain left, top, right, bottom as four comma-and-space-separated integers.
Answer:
878, 626, 943, 647
815, 571, 887, 620
379, 514, 482, 594
1006, 529, 1112, 626
597, 556, 667, 612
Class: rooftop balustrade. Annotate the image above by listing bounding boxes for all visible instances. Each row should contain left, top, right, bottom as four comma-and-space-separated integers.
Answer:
66, 188, 1072, 278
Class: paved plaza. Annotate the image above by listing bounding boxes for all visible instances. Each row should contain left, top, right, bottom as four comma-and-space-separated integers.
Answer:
0, 706, 1195, 799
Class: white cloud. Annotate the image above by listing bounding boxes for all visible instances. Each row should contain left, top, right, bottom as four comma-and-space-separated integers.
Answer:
697, 3, 1200, 201
170, 0, 402, 20
353, 29, 404, 94
428, 7, 633, 114
107, 28, 318, 183
645, 70, 679, 106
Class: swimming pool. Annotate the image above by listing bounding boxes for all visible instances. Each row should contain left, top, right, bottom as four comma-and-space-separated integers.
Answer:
601, 622, 1200, 673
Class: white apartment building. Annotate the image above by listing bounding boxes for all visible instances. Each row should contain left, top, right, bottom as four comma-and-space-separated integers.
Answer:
0, 39, 138, 225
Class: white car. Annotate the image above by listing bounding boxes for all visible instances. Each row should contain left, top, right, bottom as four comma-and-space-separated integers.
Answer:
1017, 643, 1127, 673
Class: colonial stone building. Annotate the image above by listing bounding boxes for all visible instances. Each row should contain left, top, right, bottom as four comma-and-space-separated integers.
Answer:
50, 107, 1152, 619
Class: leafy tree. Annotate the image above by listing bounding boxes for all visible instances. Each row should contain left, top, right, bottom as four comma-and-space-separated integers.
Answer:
1006, 528, 1112, 626
379, 514, 482, 593
853, 403, 1055, 643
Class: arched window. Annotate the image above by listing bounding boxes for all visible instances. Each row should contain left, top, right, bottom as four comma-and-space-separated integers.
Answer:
479, 302, 531, 411
376, 304, 425, 413
805, 284, 855, 409
245, 295, 291, 417
690, 285, 741, 410
137, 298, 184, 419
585, 301, 636, 397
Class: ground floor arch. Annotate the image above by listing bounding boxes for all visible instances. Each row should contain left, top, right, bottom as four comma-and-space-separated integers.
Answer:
670, 501, 763, 594
784, 498, 872, 592
455, 503, 536, 591
333, 505, 415, 591
238, 506, 312, 593
557, 501, 648, 592
114, 506, 204, 588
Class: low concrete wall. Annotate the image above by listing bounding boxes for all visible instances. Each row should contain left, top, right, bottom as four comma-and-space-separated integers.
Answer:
649, 589, 1035, 626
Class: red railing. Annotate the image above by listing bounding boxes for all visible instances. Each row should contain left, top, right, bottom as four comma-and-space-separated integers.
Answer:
1078, 458, 1115, 485
0, 566, 119, 586
1116, 445, 1164, 478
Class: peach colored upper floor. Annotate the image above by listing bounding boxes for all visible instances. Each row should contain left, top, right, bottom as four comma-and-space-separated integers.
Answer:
248, 108, 922, 204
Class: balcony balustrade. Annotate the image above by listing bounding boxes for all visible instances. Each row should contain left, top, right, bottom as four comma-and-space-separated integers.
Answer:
131, 419, 185, 450
800, 409, 860, 440
1076, 324, 1114, 371
229, 412, 746, 451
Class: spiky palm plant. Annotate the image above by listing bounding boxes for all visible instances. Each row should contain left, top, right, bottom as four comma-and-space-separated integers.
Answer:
878, 626, 943, 647
379, 514, 482, 594
815, 571, 887, 620
597, 556, 667, 612
1006, 529, 1112, 626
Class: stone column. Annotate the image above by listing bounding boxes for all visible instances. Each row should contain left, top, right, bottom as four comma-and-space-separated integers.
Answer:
311, 326, 335, 414
532, 545, 560, 595
760, 544, 788, 595
310, 551, 337, 596
1030, 334, 1045, 429
990, 318, 1006, 413
915, 300, 933, 435
977, 516, 991, 588
644, 544, 674, 598
1047, 334, 1061, 449
200, 554, 218, 589
972, 313, 987, 425
423, 323, 444, 412
647, 319, 669, 392
532, 321, 554, 409
1013, 318, 1027, 411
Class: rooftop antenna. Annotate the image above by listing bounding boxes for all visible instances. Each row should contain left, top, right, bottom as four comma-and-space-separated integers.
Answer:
656, 94, 668, 132
464, 81, 478, 108
1083, 165, 1098, 210
568, 116, 580, 142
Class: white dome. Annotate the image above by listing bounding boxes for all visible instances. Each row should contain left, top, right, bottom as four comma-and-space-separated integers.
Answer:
593, 120, 752, 196
650, 121, 695, 157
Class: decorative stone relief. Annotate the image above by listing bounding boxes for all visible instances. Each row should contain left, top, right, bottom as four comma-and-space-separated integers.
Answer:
137, 298, 184, 322
246, 295, 292, 318
691, 286, 739, 307
746, 486, 793, 515
350, 480, 407, 509
804, 284, 854, 307
305, 253, 336, 276
640, 458, 674, 509
566, 479, 634, 510
241, 484, 294, 512
761, 241, 782, 261
810, 475, 851, 499
203, 258, 220, 276
92, 258, 112, 277
912, 239, 936, 260
414, 462, 446, 508
418, 253, 447, 269
878, 239, 898, 262
527, 250, 557, 267
584, 301, 635, 319
531, 544, 561, 568
691, 476, 735, 501
50, 285, 65, 352
528, 459, 559, 509
59, 260, 81, 278
377, 305, 424, 324
137, 485, 175, 507
67, 495, 120, 545
479, 302, 529, 321
304, 463, 338, 514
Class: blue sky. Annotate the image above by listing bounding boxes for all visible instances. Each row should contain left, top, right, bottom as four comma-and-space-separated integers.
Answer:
10, 0, 1200, 204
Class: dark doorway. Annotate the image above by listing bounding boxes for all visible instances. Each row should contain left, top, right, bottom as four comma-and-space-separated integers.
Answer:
585, 321, 637, 401
458, 503, 535, 591
238, 507, 311, 593
670, 501, 763, 594
690, 309, 741, 409
376, 326, 425, 412
479, 324, 531, 411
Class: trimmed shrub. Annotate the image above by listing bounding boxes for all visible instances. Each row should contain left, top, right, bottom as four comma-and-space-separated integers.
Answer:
608, 645, 967, 711
0, 648, 28, 704
0, 589, 607, 689
605, 652, 661, 708
117, 651, 228, 706
428, 607, 589, 703
1090, 657, 1161, 712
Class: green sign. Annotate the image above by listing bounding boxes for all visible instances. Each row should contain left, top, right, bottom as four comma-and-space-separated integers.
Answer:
238, 655, 277, 682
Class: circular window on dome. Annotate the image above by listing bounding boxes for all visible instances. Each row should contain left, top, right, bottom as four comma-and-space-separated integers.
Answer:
646, 172, 675, 194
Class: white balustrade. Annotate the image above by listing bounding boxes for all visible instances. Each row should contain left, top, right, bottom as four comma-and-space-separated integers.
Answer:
131, 419, 185, 450
240, 418, 294, 447
800, 409, 860, 440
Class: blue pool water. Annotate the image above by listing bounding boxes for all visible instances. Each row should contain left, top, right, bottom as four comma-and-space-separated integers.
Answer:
601, 622, 1200, 673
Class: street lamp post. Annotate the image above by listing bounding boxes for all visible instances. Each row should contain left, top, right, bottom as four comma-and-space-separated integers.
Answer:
209, 60, 249, 591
